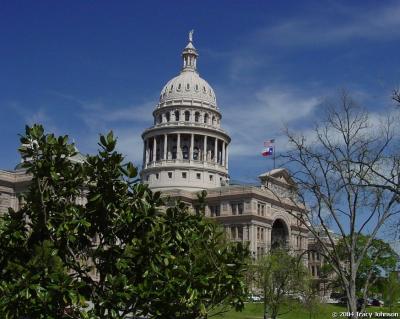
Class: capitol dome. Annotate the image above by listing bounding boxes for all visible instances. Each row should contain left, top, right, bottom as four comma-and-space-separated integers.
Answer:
158, 34, 217, 108
159, 71, 217, 107
141, 31, 230, 192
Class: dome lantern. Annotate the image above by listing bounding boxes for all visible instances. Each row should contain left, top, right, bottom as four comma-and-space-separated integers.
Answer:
182, 30, 198, 71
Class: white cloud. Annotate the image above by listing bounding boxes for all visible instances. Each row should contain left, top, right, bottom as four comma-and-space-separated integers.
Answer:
253, 2, 400, 47
219, 85, 322, 157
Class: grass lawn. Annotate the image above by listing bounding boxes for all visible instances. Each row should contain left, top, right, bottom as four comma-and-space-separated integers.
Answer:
213, 302, 400, 319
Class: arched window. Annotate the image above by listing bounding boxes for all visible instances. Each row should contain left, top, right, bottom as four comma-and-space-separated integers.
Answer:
166, 112, 170, 122
158, 115, 162, 124
169, 85, 173, 93
212, 116, 216, 125
195, 84, 199, 91
204, 113, 209, 124
186, 83, 190, 90
175, 110, 180, 121
182, 145, 189, 159
193, 147, 199, 160
178, 83, 182, 91
194, 112, 200, 122
185, 111, 190, 121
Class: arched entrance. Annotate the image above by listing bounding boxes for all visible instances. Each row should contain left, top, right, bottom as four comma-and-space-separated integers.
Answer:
271, 219, 289, 250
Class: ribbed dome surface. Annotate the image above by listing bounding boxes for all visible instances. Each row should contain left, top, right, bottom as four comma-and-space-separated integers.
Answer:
159, 70, 217, 107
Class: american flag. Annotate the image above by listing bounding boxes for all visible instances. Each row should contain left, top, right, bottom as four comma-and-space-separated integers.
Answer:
264, 139, 275, 147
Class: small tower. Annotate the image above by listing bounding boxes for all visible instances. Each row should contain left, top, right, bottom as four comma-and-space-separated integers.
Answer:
140, 31, 230, 191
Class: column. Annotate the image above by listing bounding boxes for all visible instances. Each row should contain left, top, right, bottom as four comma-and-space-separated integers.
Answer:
214, 138, 218, 163
249, 225, 257, 257
203, 135, 207, 161
222, 141, 226, 167
163, 134, 167, 160
190, 134, 194, 160
153, 136, 157, 162
145, 140, 149, 165
226, 145, 229, 169
142, 140, 146, 167
267, 227, 271, 251
177, 133, 181, 159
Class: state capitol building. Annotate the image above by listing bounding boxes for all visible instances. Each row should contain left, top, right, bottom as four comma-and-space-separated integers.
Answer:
0, 33, 313, 266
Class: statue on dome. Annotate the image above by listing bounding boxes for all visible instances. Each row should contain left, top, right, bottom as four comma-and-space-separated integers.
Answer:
189, 29, 194, 42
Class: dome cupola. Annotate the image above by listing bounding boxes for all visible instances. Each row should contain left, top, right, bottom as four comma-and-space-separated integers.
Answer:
158, 30, 217, 108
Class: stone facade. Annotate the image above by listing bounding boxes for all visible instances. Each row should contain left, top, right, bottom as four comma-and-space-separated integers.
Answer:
0, 169, 30, 214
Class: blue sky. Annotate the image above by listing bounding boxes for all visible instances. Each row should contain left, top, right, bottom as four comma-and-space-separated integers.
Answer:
0, 0, 399, 183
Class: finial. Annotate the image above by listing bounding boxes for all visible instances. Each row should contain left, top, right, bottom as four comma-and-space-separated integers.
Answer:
189, 29, 194, 42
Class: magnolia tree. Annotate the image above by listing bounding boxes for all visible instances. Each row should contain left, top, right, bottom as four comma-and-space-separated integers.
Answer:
0, 125, 249, 319
275, 93, 400, 317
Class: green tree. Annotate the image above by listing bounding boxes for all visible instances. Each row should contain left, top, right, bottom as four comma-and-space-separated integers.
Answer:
323, 235, 398, 311
383, 272, 400, 312
300, 276, 321, 319
0, 124, 249, 318
252, 249, 307, 319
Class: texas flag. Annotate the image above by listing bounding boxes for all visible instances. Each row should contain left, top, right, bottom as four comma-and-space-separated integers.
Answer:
261, 139, 275, 157
261, 146, 274, 157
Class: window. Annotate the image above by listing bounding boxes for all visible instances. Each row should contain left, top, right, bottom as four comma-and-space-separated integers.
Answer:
155, 173, 159, 180
182, 172, 187, 179
182, 145, 189, 159
210, 205, 220, 217
195, 84, 199, 91
238, 226, 243, 240
168, 172, 172, 179
204, 113, 209, 124
175, 110, 180, 121
209, 174, 213, 181
196, 173, 201, 179
212, 116, 216, 125
185, 111, 190, 121
146, 175, 149, 181
186, 83, 190, 90
193, 147, 199, 160
166, 112, 170, 122
169, 85, 173, 93
231, 202, 244, 215
178, 83, 181, 90
158, 115, 162, 124
238, 203, 243, 215
194, 112, 200, 122
257, 202, 266, 216
231, 226, 236, 239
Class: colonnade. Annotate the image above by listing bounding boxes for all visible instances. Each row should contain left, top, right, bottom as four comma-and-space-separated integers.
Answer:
143, 133, 229, 168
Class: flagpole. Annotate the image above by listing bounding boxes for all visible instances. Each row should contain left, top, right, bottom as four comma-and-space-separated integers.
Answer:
273, 144, 276, 169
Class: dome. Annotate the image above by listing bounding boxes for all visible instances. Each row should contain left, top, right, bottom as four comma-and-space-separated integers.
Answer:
158, 31, 217, 108
159, 70, 217, 107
